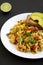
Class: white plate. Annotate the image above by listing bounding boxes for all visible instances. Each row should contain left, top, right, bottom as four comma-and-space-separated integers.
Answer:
1, 13, 43, 59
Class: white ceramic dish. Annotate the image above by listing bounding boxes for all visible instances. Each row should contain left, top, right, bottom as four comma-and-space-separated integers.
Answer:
1, 13, 43, 59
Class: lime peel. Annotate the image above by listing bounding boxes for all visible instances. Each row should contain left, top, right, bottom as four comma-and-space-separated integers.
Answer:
0, 2, 12, 12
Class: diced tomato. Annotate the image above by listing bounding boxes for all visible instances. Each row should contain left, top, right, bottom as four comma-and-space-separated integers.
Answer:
10, 32, 14, 34
24, 28, 29, 32
38, 40, 41, 43
14, 41, 17, 44
33, 44, 37, 48
33, 35, 39, 40
28, 27, 38, 32
31, 44, 37, 50
15, 35, 18, 38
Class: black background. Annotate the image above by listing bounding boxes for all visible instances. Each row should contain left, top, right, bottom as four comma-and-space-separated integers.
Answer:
0, 0, 43, 65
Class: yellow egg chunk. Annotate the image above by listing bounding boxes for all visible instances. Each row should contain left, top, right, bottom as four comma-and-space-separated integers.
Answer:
0, 2, 12, 12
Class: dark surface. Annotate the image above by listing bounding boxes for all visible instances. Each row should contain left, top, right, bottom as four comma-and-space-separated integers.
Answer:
0, 0, 43, 65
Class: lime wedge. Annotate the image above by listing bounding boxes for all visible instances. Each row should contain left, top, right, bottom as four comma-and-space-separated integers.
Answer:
30, 15, 41, 20
31, 12, 43, 18
0, 2, 12, 12
30, 12, 43, 27
38, 19, 43, 27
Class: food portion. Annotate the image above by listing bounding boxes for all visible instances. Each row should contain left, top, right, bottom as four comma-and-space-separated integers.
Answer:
7, 12, 43, 54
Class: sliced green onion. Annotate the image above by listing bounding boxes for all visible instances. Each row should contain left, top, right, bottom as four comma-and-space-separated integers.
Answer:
29, 37, 37, 44
25, 31, 31, 36
19, 37, 24, 43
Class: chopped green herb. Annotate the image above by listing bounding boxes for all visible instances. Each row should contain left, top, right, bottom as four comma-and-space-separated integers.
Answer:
19, 37, 24, 43
29, 37, 37, 44
38, 47, 42, 51
25, 31, 31, 36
